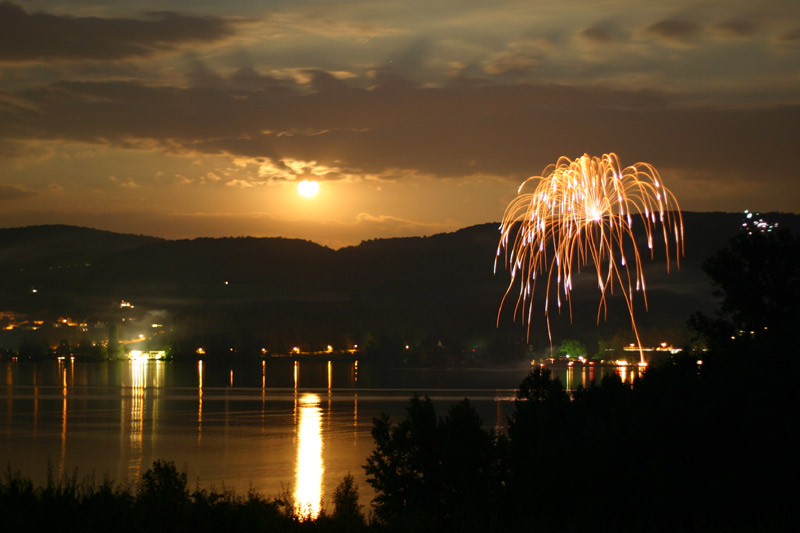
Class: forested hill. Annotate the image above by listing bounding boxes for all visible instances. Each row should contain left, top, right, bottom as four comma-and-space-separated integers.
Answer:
0, 225, 162, 269
1, 212, 798, 356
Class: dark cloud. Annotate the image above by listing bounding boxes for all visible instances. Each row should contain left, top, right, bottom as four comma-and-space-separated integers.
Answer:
580, 27, 615, 43
644, 20, 700, 41
0, 2, 237, 62
229, 66, 295, 93
0, 73, 797, 196
384, 38, 432, 79
483, 53, 539, 76
0, 138, 52, 160
715, 20, 758, 38
186, 56, 228, 88
0, 183, 36, 200
779, 28, 800, 43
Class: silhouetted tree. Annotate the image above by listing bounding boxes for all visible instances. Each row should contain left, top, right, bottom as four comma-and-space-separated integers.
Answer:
689, 228, 800, 359
364, 395, 502, 530
331, 473, 365, 531
136, 460, 190, 530
107, 323, 124, 359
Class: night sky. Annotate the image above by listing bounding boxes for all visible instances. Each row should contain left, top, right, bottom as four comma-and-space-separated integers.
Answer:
1, 1, 798, 247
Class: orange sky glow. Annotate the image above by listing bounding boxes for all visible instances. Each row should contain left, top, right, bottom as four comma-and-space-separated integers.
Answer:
1, 1, 798, 247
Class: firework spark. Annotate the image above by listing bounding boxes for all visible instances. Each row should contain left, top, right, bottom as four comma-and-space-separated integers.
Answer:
495, 153, 684, 362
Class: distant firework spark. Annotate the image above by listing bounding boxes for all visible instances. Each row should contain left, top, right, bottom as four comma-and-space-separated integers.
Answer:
495, 153, 684, 361
741, 209, 778, 235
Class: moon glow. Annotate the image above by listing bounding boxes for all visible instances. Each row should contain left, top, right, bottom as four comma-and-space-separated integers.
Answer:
297, 180, 320, 198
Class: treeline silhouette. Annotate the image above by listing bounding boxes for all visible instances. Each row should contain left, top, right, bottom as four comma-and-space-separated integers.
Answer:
4, 212, 799, 362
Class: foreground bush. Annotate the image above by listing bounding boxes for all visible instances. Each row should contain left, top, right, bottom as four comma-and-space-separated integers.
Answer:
1, 460, 369, 532
365, 396, 503, 531
363, 360, 792, 531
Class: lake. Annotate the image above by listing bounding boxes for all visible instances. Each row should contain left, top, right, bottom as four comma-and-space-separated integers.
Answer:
0, 358, 635, 515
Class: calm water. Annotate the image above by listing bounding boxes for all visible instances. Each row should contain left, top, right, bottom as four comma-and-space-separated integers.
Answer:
0, 358, 633, 514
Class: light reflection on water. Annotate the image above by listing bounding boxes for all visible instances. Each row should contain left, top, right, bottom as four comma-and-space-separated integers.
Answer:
60, 363, 67, 476
543, 364, 643, 389
295, 393, 323, 519
0, 359, 529, 505
121, 359, 165, 480
198, 360, 203, 444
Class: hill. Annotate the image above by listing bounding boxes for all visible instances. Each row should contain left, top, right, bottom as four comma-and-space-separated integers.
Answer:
0, 224, 162, 268
1, 211, 797, 360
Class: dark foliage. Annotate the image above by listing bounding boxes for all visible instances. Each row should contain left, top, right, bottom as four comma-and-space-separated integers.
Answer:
364, 358, 791, 530
332, 473, 366, 531
360, 226, 795, 530
689, 227, 800, 360
364, 395, 502, 531
0, 461, 372, 532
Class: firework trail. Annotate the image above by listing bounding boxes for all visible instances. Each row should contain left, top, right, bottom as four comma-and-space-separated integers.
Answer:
495, 153, 684, 362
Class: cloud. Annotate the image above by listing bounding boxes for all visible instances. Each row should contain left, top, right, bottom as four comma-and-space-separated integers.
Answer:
482, 38, 551, 76
579, 27, 616, 44
644, 19, 701, 43
0, 71, 797, 209
225, 179, 256, 188
263, 12, 406, 40
0, 183, 36, 200
0, 2, 238, 62
350, 212, 454, 239
714, 20, 758, 39
778, 28, 800, 45
483, 53, 539, 76
0, 139, 52, 160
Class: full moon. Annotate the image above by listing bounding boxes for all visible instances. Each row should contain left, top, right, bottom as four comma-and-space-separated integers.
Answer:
297, 180, 319, 198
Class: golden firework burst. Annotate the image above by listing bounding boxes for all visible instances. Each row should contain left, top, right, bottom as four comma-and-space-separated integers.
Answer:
495, 153, 684, 362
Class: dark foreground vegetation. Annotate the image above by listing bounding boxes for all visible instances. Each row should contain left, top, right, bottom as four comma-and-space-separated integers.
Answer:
2, 227, 796, 531
359, 227, 796, 531
1, 461, 369, 532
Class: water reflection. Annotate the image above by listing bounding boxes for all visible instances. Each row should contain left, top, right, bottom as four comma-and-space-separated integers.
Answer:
565, 367, 574, 390
327, 361, 332, 424
544, 363, 643, 390
261, 360, 267, 422
261, 360, 267, 414
61, 363, 67, 476
126, 359, 146, 478
295, 393, 323, 520
198, 360, 204, 443
121, 360, 164, 480
614, 363, 643, 384
0, 359, 523, 505
32, 364, 38, 435
353, 392, 359, 442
